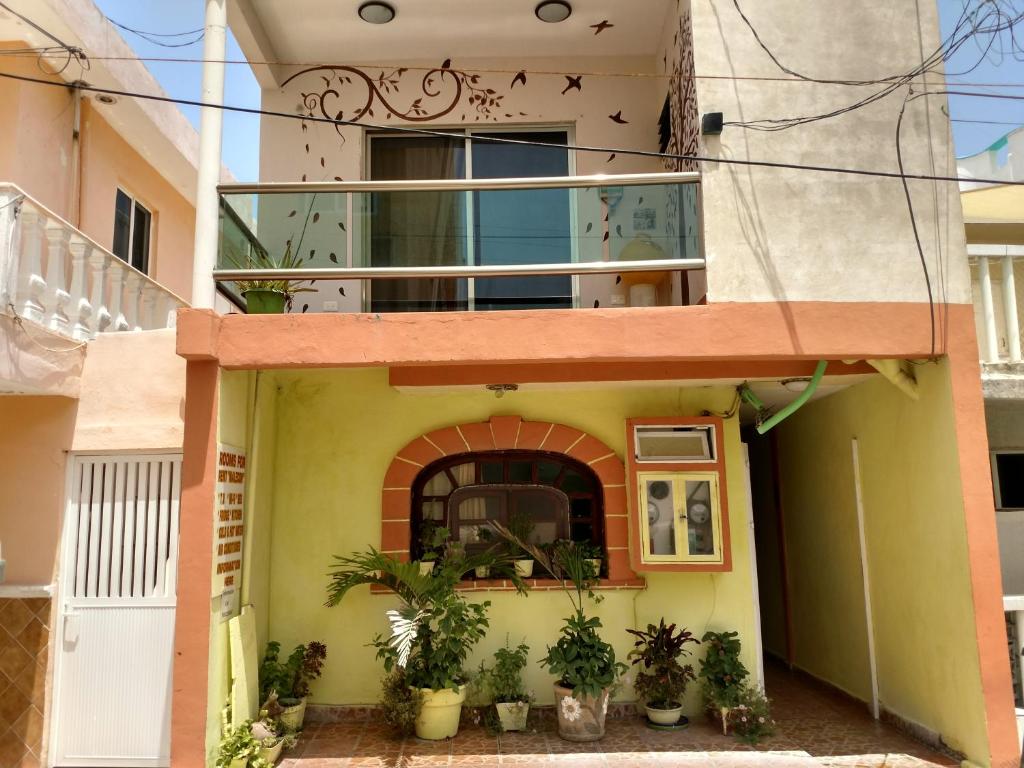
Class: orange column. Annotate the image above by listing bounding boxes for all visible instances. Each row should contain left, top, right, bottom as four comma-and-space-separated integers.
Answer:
947, 307, 1020, 768
171, 360, 219, 766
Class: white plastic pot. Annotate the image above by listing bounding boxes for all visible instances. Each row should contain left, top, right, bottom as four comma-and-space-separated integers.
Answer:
474, 565, 490, 578
586, 559, 602, 577
278, 698, 307, 733
415, 685, 466, 740
259, 739, 284, 764
645, 703, 683, 725
514, 559, 534, 577
419, 561, 435, 576
495, 701, 530, 732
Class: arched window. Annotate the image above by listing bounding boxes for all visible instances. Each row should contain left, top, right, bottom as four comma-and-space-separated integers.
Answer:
411, 451, 605, 565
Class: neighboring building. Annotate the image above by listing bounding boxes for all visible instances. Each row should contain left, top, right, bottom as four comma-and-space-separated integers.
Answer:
0, 1, 231, 765
959, 126, 1024, 744
161, 2, 1022, 768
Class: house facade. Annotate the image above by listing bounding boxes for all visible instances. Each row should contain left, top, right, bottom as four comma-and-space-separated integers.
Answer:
0, 0, 224, 764
960, 125, 1024, 741
164, 2, 1022, 768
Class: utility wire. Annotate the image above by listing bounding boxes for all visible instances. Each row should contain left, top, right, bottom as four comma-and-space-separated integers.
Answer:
104, 16, 204, 49
0, 66, 1023, 189
0, 0, 88, 70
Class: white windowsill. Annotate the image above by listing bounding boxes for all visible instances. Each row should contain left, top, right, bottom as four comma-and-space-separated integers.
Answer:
0, 585, 53, 599
1003, 594, 1024, 611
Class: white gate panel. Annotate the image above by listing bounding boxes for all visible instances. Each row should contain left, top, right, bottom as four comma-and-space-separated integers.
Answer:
52, 454, 181, 768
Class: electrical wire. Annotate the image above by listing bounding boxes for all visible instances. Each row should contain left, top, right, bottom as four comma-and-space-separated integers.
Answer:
0, 1, 88, 71
1, 66, 1023, 189
104, 16, 204, 49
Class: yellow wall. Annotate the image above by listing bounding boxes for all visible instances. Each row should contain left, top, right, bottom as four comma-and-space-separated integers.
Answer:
773, 360, 988, 763
228, 368, 760, 713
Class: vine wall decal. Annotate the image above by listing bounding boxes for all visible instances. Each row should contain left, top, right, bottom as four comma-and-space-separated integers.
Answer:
282, 60, 511, 137
663, 6, 700, 172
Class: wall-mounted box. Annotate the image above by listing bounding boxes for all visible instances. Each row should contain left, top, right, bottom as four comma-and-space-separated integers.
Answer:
626, 417, 732, 572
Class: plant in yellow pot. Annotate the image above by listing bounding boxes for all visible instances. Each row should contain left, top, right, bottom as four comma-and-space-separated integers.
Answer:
326, 542, 525, 740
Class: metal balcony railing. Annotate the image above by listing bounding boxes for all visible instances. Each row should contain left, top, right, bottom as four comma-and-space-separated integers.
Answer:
216, 172, 703, 312
0, 184, 187, 340
971, 244, 1024, 364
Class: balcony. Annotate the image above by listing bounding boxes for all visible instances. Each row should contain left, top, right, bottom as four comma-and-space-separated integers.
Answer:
215, 173, 703, 313
0, 183, 187, 341
970, 245, 1024, 397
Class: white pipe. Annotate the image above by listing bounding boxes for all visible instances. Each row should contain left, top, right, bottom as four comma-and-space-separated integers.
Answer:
1002, 255, 1022, 362
851, 438, 880, 720
190, 0, 227, 309
979, 256, 1000, 362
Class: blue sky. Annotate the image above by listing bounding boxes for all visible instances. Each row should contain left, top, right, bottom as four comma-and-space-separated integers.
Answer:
93, 0, 1023, 181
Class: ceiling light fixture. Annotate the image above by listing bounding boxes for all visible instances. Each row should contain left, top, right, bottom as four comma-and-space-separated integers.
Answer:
781, 377, 812, 393
95, 94, 117, 105
486, 383, 519, 399
535, 1, 572, 23
358, 1, 396, 24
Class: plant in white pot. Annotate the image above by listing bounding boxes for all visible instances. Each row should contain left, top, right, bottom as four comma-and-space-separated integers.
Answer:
627, 619, 699, 727
258, 640, 327, 733
325, 544, 525, 740
216, 706, 269, 768
507, 509, 536, 577
417, 523, 450, 576
478, 640, 533, 732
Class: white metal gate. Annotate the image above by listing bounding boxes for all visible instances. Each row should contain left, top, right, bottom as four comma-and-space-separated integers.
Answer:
51, 453, 182, 767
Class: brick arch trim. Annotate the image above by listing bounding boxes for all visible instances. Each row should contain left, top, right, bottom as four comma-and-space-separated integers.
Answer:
381, 416, 638, 583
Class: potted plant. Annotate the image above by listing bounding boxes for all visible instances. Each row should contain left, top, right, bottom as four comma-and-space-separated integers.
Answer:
226, 239, 314, 314
478, 640, 533, 732
508, 509, 536, 577
728, 684, 775, 744
325, 544, 524, 740
698, 630, 749, 734
216, 706, 269, 768
626, 619, 699, 726
578, 541, 603, 579
379, 669, 425, 736
490, 530, 625, 742
258, 640, 328, 732
418, 523, 449, 576
250, 711, 297, 765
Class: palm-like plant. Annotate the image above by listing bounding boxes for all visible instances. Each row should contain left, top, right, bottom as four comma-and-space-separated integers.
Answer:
325, 544, 524, 691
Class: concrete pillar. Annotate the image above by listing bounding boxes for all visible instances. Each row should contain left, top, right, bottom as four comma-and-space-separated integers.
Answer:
979, 255, 1000, 362
190, 0, 227, 309
1001, 255, 1021, 362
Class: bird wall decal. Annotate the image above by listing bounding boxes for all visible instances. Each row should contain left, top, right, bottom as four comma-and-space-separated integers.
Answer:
511, 70, 527, 88
561, 75, 582, 95
590, 20, 614, 34
609, 111, 628, 124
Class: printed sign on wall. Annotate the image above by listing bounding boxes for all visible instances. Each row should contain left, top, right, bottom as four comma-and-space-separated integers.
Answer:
215, 444, 246, 619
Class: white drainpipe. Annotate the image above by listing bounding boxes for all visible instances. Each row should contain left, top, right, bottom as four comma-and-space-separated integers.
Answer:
190, 0, 227, 309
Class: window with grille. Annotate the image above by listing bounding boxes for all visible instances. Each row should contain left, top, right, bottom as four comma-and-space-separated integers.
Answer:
412, 451, 604, 567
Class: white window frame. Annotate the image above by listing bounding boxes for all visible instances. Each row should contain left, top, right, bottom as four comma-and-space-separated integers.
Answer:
364, 124, 578, 311
113, 186, 154, 274
991, 449, 1024, 510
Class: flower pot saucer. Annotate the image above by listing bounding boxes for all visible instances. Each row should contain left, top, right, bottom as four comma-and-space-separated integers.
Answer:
644, 715, 689, 731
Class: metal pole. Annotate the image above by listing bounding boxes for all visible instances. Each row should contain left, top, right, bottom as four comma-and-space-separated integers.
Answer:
190, 0, 227, 309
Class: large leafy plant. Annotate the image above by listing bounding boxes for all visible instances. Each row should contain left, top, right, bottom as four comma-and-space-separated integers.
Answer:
698, 630, 749, 710
325, 543, 523, 692
627, 620, 699, 708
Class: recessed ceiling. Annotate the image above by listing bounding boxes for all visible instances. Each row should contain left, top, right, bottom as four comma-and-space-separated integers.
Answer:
239, 0, 672, 68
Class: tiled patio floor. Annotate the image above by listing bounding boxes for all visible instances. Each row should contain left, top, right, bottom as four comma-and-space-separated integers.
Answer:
280, 663, 958, 768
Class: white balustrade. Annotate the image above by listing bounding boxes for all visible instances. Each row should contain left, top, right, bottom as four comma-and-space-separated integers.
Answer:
0, 183, 187, 340
972, 245, 1024, 364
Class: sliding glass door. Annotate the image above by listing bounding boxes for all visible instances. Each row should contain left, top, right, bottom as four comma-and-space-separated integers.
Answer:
367, 129, 572, 312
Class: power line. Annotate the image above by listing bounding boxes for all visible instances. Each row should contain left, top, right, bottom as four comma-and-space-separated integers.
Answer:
103, 16, 204, 49
1, 65, 1023, 188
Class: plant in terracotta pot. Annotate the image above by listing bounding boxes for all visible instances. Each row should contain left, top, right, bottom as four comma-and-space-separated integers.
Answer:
259, 640, 327, 733
627, 619, 699, 727
325, 544, 525, 740
477, 640, 533, 732
489, 529, 625, 742
697, 630, 748, 735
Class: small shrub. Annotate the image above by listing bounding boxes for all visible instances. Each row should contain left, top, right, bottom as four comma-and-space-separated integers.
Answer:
698, 630, 748, 711
380, 670, 423, 736
728, 684, 775, 744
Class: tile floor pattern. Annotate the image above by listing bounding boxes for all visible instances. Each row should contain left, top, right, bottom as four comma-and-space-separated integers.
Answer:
282, 664, 959, 768
0, 598, 50, 768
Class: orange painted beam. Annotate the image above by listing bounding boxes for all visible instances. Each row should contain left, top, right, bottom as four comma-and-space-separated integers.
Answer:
175, 302, 952, 370
389, 359, 876, 387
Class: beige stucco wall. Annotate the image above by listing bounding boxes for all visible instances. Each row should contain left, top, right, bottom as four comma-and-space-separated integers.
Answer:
0, 41, 196, 302
0, 330, 185, 587
690, 0, 969, 305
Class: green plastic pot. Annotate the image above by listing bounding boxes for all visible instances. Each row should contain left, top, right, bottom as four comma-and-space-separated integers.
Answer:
244, 289, 287, 314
